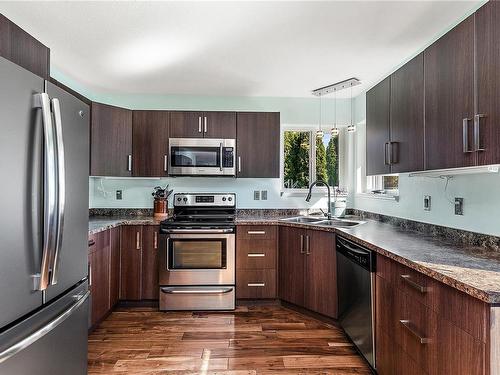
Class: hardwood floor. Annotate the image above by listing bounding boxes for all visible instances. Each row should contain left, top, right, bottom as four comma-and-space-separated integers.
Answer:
88, 305, 372, 374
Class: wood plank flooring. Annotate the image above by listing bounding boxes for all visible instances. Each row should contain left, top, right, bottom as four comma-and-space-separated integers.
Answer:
88, 305, 372, 374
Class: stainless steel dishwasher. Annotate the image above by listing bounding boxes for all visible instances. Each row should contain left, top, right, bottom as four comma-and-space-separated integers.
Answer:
336, 236, 376, 369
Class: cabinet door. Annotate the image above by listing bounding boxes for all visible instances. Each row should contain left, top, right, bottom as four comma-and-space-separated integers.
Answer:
424, 15, 475, 170
278, 226, 305, 306
132, 111, 169, 177
236, 112, 280, 178
141, 225, 159, 300
89, 231, 110, 326
169, 111, 204, 138
366, 77, 391, 175
120, 226, 142, 300
109, 227, 120, 308
390, 53, 424, 173
203, 111, 236, 138
304, 230, 337, 318
476, 1, 500, 166
90, 102, 132, 176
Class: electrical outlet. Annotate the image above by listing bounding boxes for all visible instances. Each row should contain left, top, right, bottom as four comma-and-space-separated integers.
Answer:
454, 197, 464, 215
261, 190, 268, 200
116, 190, 122, 200
423, 195, 431, 211
253, 190, 260, 200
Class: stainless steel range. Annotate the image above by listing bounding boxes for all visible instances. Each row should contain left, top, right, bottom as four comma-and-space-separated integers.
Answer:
159, 193, 236, 311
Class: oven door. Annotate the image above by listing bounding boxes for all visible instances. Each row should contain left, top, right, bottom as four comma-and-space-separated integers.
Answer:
169, 138, 236, 176
159, 232, 235, 286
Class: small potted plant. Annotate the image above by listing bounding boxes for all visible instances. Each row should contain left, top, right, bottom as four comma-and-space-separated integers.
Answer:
152, 185, 173, 220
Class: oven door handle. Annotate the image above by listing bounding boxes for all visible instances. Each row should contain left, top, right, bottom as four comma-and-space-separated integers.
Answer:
160, 287, 234, 294
162, 228, 234, 234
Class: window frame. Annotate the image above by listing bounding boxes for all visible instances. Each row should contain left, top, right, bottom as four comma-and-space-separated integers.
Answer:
280, 124, 343, 196
365, 174, 399, 196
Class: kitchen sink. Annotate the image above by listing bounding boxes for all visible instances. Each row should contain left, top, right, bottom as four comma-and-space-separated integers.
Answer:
280, 216, 326, 224
316, 219, 364, 227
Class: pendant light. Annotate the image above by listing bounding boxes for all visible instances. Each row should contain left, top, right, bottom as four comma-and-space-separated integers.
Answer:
316, 94, 324, 138
347, 82, 356, 132
331, 88, 339, 136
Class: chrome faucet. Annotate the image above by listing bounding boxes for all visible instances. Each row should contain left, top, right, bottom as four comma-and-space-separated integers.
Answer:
305, 180, 332, 219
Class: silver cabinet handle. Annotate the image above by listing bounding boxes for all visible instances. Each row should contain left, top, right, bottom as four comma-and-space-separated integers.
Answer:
127, 154, 132, 171
384, 142, 390, 165
247, 283, 265, 287
248, 253, 265, 257
474, 114, 486, 152
0, 291, 90, 364
154, 231, 158, 249
50, 97, 66, 286
136, 231, 141, 250
204, 116, 207, 133
400, 274, 427, 293
88, 262, 92, 287
399, 320, 430, 344
161, 287, 233, 294
164, 155, 168, 172
247, 231, 266, 235
389, 142, 398, 165
219, 142, 223, 171
463, 118, 473, 153
198, 116, 202, 133
305, 235, 311, 255
33, 93, 57, 291
300, 234, 305, 254
238, 156, 241, 173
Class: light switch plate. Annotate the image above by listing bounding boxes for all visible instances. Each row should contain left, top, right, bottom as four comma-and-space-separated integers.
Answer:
116, 190, 122, 200
261, 190, 268, 200
253, 191, 260, 200
423, 195, 431, 211
455, 197, 464, 215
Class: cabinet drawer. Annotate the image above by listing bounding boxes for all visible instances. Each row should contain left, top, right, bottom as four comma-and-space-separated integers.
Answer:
88, 233, 97, 254
237, 225, 277, 240
392, 261, 438, 310
236, 239, 276, 269
375, 275, 405, 341
236, 269, 276, 299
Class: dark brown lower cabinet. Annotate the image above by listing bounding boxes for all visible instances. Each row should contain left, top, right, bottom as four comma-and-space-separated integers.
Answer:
88, 230, 110, 327
109, 227, 120, 307
278, 227, 337, 318
141, 225, 160, 299
120, 225, 143, 300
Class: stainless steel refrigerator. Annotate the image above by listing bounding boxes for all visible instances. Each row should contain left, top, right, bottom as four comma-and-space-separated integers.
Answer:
0, 56, 90, 374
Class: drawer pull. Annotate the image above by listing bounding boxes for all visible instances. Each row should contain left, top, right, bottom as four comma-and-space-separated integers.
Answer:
248, 253, 265, 257
247, 230, 266, 235
88, 239, 95, 247
400, 320, 430, 344
247, 283, 265, 287
154, 231, 158, 249
400, 274, 427, 293
136, 231, 141, 250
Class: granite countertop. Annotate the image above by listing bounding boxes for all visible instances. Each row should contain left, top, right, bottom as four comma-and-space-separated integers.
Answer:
89, 214, 500, 304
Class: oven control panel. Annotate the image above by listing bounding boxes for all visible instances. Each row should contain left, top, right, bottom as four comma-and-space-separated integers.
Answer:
174, 193, 236, 207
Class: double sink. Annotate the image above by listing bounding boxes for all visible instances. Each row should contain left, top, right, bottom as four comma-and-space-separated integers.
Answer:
280, 216, 364, 228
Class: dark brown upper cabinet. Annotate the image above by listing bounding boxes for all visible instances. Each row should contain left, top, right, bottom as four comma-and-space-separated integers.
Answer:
132, 111, 169, 177
170, 111, 236, 139
0, 14, 50, 79
424, 15, 475, 170
475, 1, 500, 166
366, 77, 391, 176
236, 112, 280, 178
90, 102, 132, 177
390, 53, 424, 173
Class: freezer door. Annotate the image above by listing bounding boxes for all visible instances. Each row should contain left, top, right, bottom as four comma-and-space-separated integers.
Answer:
45, 82, 89, 301
0, 282, 89, 375
0, 56, 44, 329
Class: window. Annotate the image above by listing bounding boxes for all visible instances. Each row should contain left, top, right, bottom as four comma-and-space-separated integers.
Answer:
282, 128, 340, 191
366, 175, 399, 195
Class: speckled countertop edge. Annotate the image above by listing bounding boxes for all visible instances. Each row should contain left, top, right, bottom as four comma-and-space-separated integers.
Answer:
89, 215, 500, 304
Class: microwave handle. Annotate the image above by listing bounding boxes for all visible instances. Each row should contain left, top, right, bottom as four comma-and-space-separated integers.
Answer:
219, 143, 223, 171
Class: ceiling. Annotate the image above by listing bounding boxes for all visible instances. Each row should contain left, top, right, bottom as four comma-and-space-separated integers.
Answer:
0, 1, 482, 98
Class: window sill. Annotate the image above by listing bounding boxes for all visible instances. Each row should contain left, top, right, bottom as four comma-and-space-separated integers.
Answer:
356, 192, 399, 201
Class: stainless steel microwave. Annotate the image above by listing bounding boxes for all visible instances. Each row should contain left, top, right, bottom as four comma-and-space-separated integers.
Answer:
168, 138, 236, 176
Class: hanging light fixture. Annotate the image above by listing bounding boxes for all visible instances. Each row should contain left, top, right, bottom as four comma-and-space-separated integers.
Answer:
331, 88, 339, 136
347, 82, 356, 132
316, 93, 324, 138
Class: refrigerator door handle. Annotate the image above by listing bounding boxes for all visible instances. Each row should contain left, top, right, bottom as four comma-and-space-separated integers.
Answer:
0, 290, 90, 364
33, 93, 57, 291
50, 98, 66, 285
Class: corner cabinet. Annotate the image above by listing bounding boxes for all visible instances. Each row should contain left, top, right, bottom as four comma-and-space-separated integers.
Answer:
236, 112, 280, 178
278, 226, 337, 318
170, 111, 236, 139
90, 102, 133, 177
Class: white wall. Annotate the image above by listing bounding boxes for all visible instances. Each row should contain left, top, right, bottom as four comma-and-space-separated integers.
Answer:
352, 92, 500, 236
